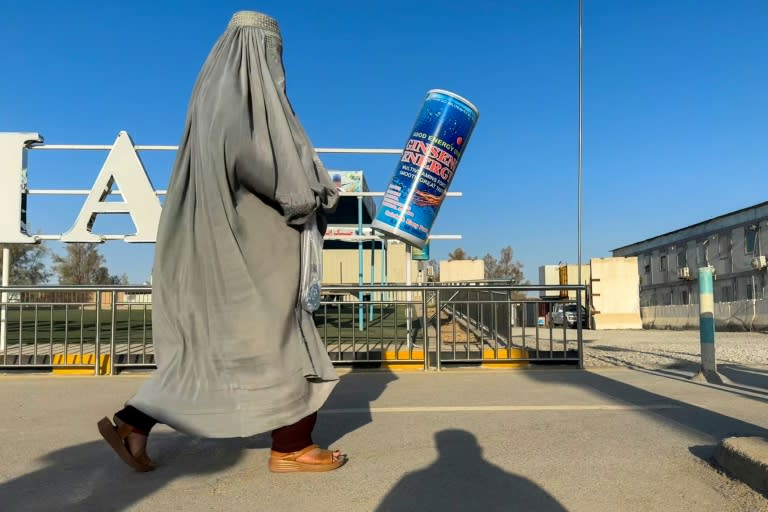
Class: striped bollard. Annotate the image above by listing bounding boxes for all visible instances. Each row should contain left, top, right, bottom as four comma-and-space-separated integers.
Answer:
693, 266, 727, 384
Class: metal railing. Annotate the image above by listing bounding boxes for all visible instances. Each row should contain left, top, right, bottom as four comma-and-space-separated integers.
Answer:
0, 284, 586, 373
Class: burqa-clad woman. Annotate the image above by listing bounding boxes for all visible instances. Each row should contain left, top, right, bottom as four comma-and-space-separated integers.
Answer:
97, 11, 346, 473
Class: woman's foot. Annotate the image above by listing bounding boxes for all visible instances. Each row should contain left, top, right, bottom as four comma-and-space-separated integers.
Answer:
97, 416, 155, 472
114, 417, 155, 467
269, 444, 347, 473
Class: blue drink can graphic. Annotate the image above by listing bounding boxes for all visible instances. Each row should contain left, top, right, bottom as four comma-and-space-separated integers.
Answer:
372, 89, 479, 248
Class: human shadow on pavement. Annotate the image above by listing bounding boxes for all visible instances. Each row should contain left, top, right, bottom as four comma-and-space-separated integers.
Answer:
0, 369, 396, 512
375, 429, 567, 512
524, 369, 768, 464
0, 432, 253, 512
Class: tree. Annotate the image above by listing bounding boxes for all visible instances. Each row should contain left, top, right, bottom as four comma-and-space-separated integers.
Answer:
51, 243, 124, 285
483, 246, 527, 284
448, 248, 472, 261
1, 243, 52, 284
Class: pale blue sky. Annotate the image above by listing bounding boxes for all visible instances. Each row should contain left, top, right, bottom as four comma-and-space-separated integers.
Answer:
2, 1, 766, 283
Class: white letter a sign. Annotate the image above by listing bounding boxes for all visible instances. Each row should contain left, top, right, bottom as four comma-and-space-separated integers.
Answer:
61, 131, 162, 243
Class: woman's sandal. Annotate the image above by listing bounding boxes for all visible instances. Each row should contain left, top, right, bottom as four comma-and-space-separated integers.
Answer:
97, 416, 156, 472
268, 444, 347, 473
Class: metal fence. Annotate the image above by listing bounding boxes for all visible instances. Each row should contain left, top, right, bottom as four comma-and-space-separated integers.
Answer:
0, 284, 586, 374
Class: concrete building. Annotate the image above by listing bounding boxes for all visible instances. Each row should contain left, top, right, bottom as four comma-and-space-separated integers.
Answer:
538, 258, 642, 329
612, 201, 768, 330
538, 264, 591, 300
612, 201, 768, 307
322, 241, 418, 284
320, 170, 421, 285
439, 260, 485, 282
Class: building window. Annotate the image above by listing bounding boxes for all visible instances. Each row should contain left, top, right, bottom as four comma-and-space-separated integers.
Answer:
745, 228, 757, 255
696, 240, 709, 267
660, 255, 667, 272
663, 290, 672, 306
643, 255, 651, 275
677, 248, 687, 268
719, 233, 730, 258
746, 279, 754, 301
681, 289, 689, 305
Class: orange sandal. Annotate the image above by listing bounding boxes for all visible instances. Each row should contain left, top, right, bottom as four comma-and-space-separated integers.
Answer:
97, 417, 155, 472
269, 444, 347, 473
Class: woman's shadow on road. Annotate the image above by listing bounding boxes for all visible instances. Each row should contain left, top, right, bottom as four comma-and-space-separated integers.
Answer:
0, 368, 396, 512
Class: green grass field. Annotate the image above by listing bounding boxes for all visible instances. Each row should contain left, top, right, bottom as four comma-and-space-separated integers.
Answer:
2, 303, 413, 347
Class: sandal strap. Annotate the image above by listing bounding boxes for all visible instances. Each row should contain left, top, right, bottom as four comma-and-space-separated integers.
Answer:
271, 444, 319, 460
314, 448, 335, 464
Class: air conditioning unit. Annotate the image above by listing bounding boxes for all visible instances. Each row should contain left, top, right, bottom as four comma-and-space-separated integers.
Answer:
677, 267, 692, 280
751, 255, 767, 270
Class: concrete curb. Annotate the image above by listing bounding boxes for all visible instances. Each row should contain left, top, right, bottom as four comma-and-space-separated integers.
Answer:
714, 437, 768, 496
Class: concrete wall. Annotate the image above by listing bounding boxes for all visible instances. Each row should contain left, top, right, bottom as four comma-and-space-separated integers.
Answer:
538, 264, 590, 299
590, 257, 642, 329
322, 241, 418, 284
439, 260, 485, 282
641, 299, 768, 330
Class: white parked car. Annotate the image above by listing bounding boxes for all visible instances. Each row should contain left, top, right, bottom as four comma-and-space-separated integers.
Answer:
551, 304, 588, 328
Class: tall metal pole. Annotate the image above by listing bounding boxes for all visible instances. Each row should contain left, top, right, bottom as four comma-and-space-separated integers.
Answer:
576, 0, 585, 368
577, 0, 583, 289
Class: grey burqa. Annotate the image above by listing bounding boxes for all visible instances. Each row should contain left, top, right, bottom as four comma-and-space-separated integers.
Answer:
127, 11, 340, 437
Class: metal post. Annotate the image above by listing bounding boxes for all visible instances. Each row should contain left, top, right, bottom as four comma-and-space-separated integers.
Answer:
94, 290, 102, 375
369, 240, 375, 321
576, 0, 584, 347
406, 244, 413, 347
694, 267, 727, 383
357, 196, 364, 331
0, 246, 9, 351
380, 240, 386, 309
383, 240, 388, 301
109, 290, 117, 376
422, 290, 429, 371
577, 289, 584, 369
435, 289, 442, 371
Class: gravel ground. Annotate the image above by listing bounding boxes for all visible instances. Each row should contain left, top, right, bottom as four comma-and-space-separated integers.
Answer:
581, 329, 768, 370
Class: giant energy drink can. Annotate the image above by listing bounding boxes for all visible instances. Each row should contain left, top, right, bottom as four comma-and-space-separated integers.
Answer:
372, 89, 479, 248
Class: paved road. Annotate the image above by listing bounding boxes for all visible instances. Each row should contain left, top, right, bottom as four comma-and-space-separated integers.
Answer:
0, 366, 767, 511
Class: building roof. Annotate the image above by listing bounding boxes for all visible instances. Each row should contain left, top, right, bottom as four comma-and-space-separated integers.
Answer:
612, 200, 768, 255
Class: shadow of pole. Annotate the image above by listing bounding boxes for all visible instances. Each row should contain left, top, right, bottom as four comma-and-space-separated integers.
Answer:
524, 369, 768, 464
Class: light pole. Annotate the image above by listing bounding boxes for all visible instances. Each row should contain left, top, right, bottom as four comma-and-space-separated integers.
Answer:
576, 0, 585, 367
